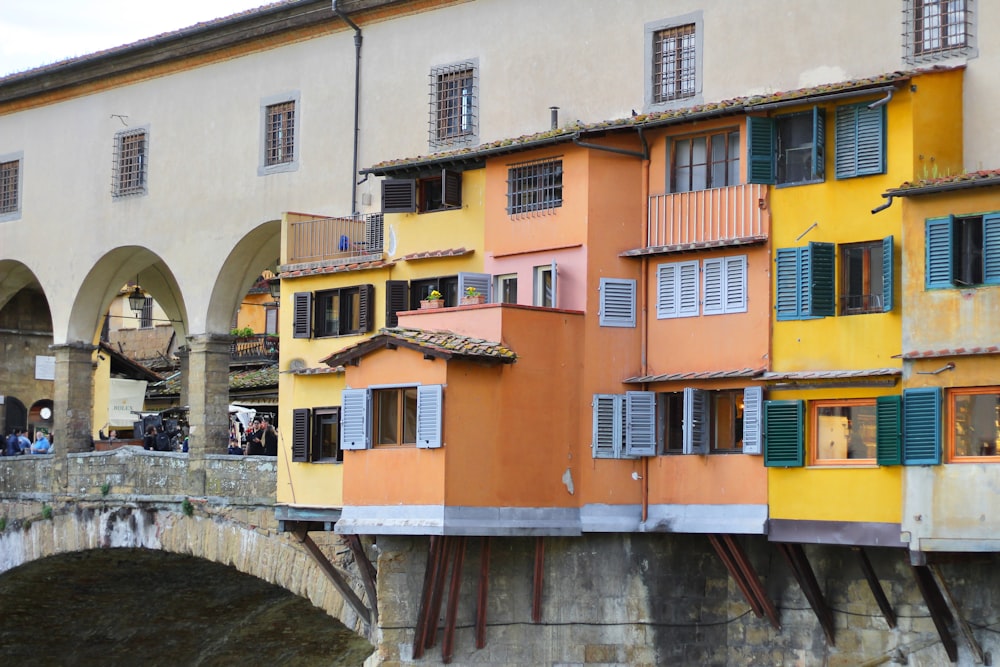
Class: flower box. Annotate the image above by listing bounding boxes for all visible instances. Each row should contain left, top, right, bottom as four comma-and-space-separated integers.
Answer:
420, 299, 445, 309
460, 295, 487, 306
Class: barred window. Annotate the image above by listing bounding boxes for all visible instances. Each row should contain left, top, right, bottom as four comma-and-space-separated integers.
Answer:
0, 159, 18, 214
429, 62, 477, 148
113, 129, 147, 198
140, 296, 153, 329
652, 23, 696, 103
905, 0, 974, 63
507, 159, 563, 216
265, 101, 295, 166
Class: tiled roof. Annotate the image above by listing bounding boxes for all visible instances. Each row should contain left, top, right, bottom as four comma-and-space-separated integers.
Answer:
624, 368, 765, 383
887, 169, 1000, 196
279, 259, 395, 278
397, 248, 473, 262
290, 366, 345, 375
761, 368, 901, 381
365, 69, 931, 175
901, 346, 1000, 360
148, 363, 278, 396
320, 327, 517, 367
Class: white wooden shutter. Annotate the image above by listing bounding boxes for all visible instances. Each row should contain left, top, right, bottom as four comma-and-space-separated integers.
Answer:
725, 255, 748, 313
340, 388, 371, 450
742, 386, 763, 455
416, 384, 443, 449
677, 260, 699, 317
550, 260, 558, 307
702, 259, 724, 315
599, 278, 636, 328
592, 394, 622, 459
625, 391, 656, 457
683, 387, 710, 454
458, 272, 492, 302
657, 263, 677, 318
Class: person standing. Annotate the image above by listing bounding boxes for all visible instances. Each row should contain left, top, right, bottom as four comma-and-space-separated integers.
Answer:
30, 430, 51, 454
262, 419, 278, 456
246, 419, 265, 456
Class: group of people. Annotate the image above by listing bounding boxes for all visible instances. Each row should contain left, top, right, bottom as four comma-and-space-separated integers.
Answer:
228, 417, 277, 456
4, 428, 52, 456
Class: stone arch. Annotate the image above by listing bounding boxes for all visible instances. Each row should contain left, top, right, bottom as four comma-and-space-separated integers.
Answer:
0, 502, 369, 638
206, 219, 281, 334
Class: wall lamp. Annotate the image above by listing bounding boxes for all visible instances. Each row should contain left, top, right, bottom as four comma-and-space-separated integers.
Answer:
127, 285, 146, 314
267, 277, 281, 301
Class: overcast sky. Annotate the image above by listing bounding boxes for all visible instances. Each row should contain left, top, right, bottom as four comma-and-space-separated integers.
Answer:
0, 0, 273, 77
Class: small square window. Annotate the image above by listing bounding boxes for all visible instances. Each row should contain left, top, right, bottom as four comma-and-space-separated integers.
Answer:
840, 241, 885, 314
670, 129, 740, 193
925, 214, 1000, 289
0, 157, 20, 216
313, 408, 343, 462
950, 388, 1000, 459
113, 129, 147, 198
507, 158, 563, 216
429, 62, 477, 148
904, 0, 975, 64
259, 93, 299, 175
533, 265, 555, 307
812, 400, 877, 464
644, 13, 703, 111
373, 387, 418, 447
495, 274, 518, 304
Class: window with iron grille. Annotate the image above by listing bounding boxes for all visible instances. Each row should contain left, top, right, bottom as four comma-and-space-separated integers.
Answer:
140, 296, 153, 329
904, 0, 975, 63
0, 157, 19, 216
507, 158, 562, 216
429, 62, 477, 148
112, 129, 147, 198
652, 24, 696, 103
265, 101, 295, 165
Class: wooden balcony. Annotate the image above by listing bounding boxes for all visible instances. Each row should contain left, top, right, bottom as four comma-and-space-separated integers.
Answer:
287, 213, 384, 266
643, 184, 769, 253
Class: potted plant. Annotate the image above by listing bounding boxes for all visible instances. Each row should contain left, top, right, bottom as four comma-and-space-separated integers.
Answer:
230, 326, 255, 340
420, 289, 445, 309
461, 286, 487, 305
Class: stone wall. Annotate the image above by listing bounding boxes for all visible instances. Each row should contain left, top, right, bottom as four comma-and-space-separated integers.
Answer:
371, 534, 1000, 666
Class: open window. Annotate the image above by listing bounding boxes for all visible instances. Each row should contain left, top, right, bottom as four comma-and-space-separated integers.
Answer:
340, 385, 443, 450
291, 407, 343, 463
381, 170, 462, 214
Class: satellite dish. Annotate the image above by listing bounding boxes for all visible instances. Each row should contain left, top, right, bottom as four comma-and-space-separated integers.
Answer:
288, 358, 306, 372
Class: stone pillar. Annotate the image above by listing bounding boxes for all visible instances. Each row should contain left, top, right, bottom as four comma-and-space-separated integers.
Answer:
175, 345, 190, 408
50, 341, 96, 493
185, 333, 232, 495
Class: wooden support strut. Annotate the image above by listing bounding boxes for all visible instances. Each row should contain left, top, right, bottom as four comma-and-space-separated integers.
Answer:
532, 536, 545, 623
708, 534, 781, 629
475, 537, 491, 650
931, 564, 982, 663
412, 536, 445, 659
776, 542, 835, 645
345, 534, 379, 626
910, 564, 957, 662
294, 530, 371, 626
441, 536, 466, 664
853, 547, 896, 629
425, 536, 453, 651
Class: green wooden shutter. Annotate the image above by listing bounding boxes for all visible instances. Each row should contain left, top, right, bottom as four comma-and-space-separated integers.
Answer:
683, 387, 709, 455
385, 280, 409, 327
902, 387, 942, 465
625, 391, 656, 457
742, 386, 763, 455
359, 284, 375, 332
983, 214, 1000, 285
592, 394, 622, 459
834, 105, 857, 178
746, 116, 775, 184
811, 106, 826, 180
925, 216, 955, 289
340, 388, 371, 450
292, 292, 312, 339
416, 384, 443, 449
875, 395, 901, 466
807, 242, 836, 317
882, 236, 894, 312
764, 400, 804, 467
775, 248, 799, 320
382, 179, 416, 213
292, 408, 310, 462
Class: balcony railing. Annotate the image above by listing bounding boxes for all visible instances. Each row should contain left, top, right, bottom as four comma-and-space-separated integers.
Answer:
287, 213, 384, 265
231, 334, 279, 363
647, 184, 769, 249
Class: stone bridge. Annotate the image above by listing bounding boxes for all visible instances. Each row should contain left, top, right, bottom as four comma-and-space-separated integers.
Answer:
0, 448, 376, 651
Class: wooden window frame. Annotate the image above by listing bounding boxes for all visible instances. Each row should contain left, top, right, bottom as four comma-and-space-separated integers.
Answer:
429, 62, 478, 148
373, 387, 419, 448
265, 101, 295, 166
312, 407, 343, 463
0, 157, 20, 216
905, 0, 974, 63
313, 285, 373, 338
652, 23, 696, 103
810, 398, 878, 466
495, 274, 518, 304
840, 240, 884, 314
670, 128, 740, 193
948, 386, 1000, 462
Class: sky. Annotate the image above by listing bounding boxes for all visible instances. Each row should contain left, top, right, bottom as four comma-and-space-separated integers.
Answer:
0, 0, 274, 77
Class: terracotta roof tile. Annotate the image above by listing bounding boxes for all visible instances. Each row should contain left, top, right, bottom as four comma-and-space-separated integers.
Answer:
901, 346, 1000, 360
888, 169, 1000, 196
624, 368, 765, 383
148, 363, 278, 396
320, 327, 516, 367
279, 259, 395, 279
398, 248, 473, 261
291, 366, 345, 376
761, 368, 900, 381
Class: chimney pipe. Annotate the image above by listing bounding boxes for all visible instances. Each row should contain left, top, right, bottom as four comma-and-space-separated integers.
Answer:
550, 106, 559, 130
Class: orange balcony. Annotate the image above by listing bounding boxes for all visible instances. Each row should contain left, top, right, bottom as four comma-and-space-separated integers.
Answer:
645, 184, 769, 251
287, 213, 384, 265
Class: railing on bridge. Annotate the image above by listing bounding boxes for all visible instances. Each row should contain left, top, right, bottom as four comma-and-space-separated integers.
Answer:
287, 213, 384, 265
647, 184, 769, 248
231, 334, 279, 362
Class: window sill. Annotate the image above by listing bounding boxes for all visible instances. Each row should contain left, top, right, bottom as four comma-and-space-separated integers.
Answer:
775, 178, 824, 189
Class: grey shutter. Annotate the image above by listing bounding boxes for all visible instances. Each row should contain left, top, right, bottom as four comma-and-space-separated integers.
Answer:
592, 394, 622, 459
292, 408, 310, 462
442, 169, 462, 208
625, 391, 656, 457
382, 179, 417, 213
359, 284, 375, 332
925, 216, 954, 288
340, 388, 371, 450
702, 259, 724, 315
599, 278, 636, 327
292, 292, 312, 339
550, 260, 558, 307
416, 384, 443, 449
807, 242, 835, 317
746, 116, 775, 184
657, 263, 677, 318
678, 260, 699, 316
458, 271, 492, 301
385, 280, 410, 327
742, 386, 763, 455
725, 255, 748, 313
683, 387, 710, 455
882, 236, 894, 312
811, 106, 826, 180
983, 214, 1000, 285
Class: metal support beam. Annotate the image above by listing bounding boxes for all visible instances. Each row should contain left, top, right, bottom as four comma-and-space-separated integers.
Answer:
853, 547, 896, 629
294, 531, 370, 626
911, 564, 957, 662
442, 537, 466, 664
931, 564, 984, 664
425, 536, 452, 651
777, 542, 835, 645
532, 536, 545, 623
345, 535, 379, 626
475, 537, 491, 650
413, 536, 445, 659
708, 534, 780, 629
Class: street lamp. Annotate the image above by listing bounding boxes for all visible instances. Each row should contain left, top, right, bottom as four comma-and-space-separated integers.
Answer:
267, 277, 281, 301
127, 285, 146, 314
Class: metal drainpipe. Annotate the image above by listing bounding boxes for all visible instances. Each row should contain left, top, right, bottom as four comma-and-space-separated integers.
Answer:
333, 1, 362, 215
